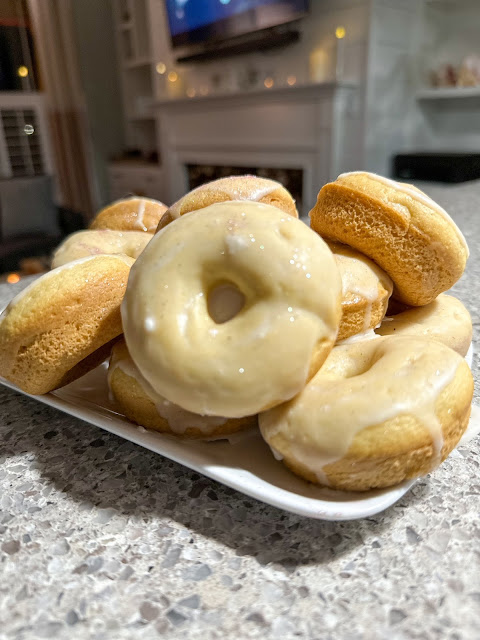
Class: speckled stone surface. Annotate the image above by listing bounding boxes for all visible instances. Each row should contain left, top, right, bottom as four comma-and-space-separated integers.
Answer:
0, 181, 479, 640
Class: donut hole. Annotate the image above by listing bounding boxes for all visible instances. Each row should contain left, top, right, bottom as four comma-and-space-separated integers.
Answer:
207, 281, 246, 324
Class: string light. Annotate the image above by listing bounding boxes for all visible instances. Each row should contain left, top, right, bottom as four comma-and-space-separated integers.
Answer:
17, 66, 28, 77
7, 273, 20, 283
264, 77, 274, 89
186, 88, 196, 98
287, 75, 297, 86
167, 71, 178, 82
155, 62, 166, 74
335, 26, 346, 39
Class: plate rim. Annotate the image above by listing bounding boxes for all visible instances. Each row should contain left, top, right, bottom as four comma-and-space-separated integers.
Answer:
0, 374, 424, 521
0, 342, 473, 522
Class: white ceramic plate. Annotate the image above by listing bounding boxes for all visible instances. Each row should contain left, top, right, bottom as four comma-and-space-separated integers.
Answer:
0, 345, 475, 521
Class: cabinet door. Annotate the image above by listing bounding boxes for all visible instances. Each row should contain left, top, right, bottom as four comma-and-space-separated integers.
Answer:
108, 166, 164, 201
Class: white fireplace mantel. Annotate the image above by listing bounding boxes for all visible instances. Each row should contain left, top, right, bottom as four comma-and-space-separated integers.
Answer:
153, 82, 362, 214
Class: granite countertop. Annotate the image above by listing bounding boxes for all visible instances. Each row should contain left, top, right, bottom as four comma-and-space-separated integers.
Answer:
1, 181, 479, 640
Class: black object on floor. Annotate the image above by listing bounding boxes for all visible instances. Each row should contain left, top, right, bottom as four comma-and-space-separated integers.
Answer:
0, 233, 61, 272
392, 152, 480, 183
58, 206, 86, 236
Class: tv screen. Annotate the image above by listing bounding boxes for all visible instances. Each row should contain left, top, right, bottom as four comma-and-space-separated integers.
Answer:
165, 0, 309, 49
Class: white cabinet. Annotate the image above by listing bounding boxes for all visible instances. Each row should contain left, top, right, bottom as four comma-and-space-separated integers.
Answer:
155, 83, 360, 213
107, 162, 165, 202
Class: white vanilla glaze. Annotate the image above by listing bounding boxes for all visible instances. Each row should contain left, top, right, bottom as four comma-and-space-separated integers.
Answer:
338, 171, 469, 255
331, 245, 392, 306
259, 335, 463, 483
271, 447, 284, 461
328, 241, 392, 334
109, 195, 164, 207
51, 229, 152, 268
339, 264, 381, 305
135, 199, 147, 231
218, 182, 279, 203
336, 328, 380, 345
95, 196, 167, 233
108, 350, 227, 434
375, 294, 472, 357
167, 175, 295, 221
196, 175, 279, 201
122, 201, 342, 417
362, 304, 372, 332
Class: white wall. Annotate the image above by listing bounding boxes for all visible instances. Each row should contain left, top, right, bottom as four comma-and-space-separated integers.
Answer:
71, 0, 125, 208
364, 0, 421, 175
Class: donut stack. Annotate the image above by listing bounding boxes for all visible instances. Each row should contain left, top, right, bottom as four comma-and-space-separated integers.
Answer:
261, 171, 473, 490
0, 194, 167, 394
0, 174, 474, 492
51, 196, 167, 268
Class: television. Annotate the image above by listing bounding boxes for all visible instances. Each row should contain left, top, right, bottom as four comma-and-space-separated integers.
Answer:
165, 0, 309, 62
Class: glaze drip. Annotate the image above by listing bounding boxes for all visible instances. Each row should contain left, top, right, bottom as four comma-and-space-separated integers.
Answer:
108, 354, 228, 434
260, 336, 462, 482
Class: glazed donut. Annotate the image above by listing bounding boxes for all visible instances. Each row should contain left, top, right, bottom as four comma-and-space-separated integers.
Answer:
328, 241, 393, 342
90, 197, 167, 233
157, 175, 298, 231
309, 171, 469, 306
375, 293, 472, 357
259, 335, 473, 491
108, 339, 257, 438
122, 201, 342, 418
0, 254, 134, 395
51, 229, 152, 268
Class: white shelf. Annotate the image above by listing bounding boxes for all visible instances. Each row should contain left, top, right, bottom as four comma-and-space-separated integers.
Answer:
154, 82, 358, 107
416, 86, 480, 101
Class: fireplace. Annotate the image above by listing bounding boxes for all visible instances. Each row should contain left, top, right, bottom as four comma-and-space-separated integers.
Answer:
155, 82, 361, 215
187, 164, 304, 212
